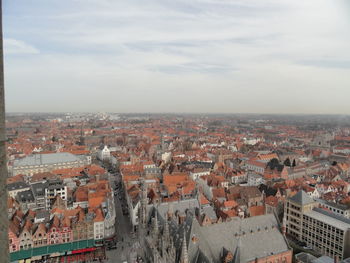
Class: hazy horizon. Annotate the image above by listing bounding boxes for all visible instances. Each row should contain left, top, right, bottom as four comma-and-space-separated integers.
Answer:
3, 0, 350, 114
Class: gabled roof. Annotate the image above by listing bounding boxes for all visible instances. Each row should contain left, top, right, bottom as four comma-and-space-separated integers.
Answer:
289, 190, 314, 205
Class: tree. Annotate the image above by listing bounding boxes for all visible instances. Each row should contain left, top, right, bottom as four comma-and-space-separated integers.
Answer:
268, 158, 280, 168
292, 159, 296, 167
284, 158, 291, 167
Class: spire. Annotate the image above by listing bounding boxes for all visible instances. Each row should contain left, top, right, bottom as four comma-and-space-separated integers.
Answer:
180, 229, 189, 263
161, 233, 166, 257
167, 202, 174, 219
139, 178, 148, 228
233, 237, 241, 263
233, 220, 242, 263
163, 218, 170, 241
152, 211, 159, 238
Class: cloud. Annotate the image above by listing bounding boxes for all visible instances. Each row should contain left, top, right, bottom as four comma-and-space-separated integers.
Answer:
298, 59, 350, 69
3, 0, 350, 113
4, 39, 40, 55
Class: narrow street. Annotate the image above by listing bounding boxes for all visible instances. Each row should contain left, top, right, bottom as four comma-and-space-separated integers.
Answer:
105, 173, 139, 263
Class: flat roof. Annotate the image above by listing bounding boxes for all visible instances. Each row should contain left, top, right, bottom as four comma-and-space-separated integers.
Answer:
14, 152, 84, 167
305, 208, 350, 231
316, 198, 350, 211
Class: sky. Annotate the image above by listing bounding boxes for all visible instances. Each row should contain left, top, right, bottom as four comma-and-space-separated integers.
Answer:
3, 0, 350, 114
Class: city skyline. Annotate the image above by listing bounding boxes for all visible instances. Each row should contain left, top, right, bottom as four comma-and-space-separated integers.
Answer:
3, 0, 350, 114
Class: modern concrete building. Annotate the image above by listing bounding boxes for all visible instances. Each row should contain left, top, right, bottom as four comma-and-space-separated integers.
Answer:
284, 190, 350, 259
44, 180, 67, 210
12, 152, 91, 176
316, 198, 350, 219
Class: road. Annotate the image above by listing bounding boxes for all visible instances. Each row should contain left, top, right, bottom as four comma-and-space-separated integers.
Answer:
105, 173, 140, 263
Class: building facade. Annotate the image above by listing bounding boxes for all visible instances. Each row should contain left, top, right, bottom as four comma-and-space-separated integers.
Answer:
284, 191, 350, 259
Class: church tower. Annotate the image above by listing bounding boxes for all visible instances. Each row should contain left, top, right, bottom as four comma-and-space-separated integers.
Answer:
138, 178, 148, 242
180, 230, 189, 263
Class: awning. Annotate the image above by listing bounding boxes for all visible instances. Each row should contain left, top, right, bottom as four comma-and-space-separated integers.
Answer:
30, 256, 43, 261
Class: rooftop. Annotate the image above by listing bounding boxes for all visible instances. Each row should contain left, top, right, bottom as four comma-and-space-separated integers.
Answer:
14, 152, 85, 167
305, 207, 350, 231
190, 213, 290, 262
289, 190, 315, 206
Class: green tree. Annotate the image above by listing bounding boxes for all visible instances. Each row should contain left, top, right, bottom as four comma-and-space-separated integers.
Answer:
284, 158, 291, 167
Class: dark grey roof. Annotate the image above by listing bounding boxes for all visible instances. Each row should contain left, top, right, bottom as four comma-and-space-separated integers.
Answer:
35, 210, 50, 221
157, 199, 200, 221
7, 181, 30, 191
258, 184, 277, 197
153, 206, 289, 263
31, 182, 48, 196
187, 214, 290, 263
202, 206, 217, 221
289, 190, 314, 205
295, 252, 317, 263
312, 256, 334, 263
315, 198, 350, 211
310, 207, 350, 228
16, 189, 35, 203
47, 179, 64, 190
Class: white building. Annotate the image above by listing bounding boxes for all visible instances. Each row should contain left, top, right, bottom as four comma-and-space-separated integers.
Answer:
161, 152, 172, 163
247, 173, 265, 186
104, 196, 116, 238
94, 219, 105, 240
190, 169, 211, 181
98, 145, 111, 161
44, 180, 67, 210
243, 137, 261, 145
228, 145, 238, 152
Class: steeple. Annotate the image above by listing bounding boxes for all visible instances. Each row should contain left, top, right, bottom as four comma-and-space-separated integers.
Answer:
152, 246, 160, 263
139, 178, 148, 228
180, 230, 189, 263
161, 234, 166, 258
163, 218, 170, 241
167, 235, 176, 263
232, 237, 241, 263
152, 211, 159, 238
233, 220, 242, 263
167, 202, 174, 219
